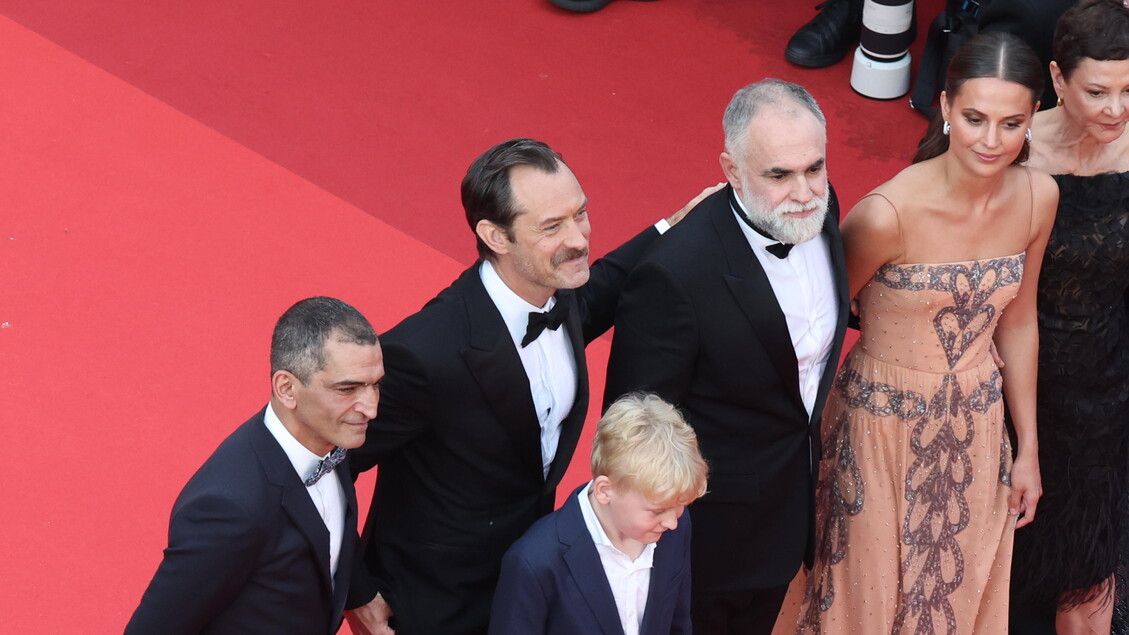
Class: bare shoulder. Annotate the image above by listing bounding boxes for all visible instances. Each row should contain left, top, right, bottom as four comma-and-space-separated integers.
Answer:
843, 190, 899, 233
1025, 166, 1058, 200
1025, 166, 1059, 219
841, 165, 922, 243
1015, 166, 1059, 240
841, 186, 904, 267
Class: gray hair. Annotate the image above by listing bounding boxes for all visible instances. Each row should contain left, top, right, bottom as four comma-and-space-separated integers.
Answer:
723, 79, 826, 156
270, 296, 378, 383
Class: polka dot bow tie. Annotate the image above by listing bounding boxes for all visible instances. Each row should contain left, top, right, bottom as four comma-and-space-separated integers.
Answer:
304, 446, 347, 487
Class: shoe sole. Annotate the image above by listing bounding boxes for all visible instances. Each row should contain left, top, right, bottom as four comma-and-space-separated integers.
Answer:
785, 48, 849, 68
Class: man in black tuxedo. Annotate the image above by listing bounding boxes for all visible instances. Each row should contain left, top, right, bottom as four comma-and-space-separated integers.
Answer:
604, 79, 850, 635
345, 138, 711, 635
126, 296, 384, 634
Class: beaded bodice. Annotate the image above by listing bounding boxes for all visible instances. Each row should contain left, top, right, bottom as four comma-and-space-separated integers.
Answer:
856, 254, 1026, 373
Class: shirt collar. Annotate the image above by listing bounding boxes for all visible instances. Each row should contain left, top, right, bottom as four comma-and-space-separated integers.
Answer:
480, 259, 556, 346
263, 403, 331, 483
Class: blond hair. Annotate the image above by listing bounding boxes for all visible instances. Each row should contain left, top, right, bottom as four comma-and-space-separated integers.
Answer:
592, 393, 709, 505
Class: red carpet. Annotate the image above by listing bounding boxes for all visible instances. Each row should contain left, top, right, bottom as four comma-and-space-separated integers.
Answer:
0, 0, 939, 631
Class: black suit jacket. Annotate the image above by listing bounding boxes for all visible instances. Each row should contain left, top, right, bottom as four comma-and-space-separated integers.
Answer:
489, 484, 692, 635
126, 409, 358, 634
348, 228, 658, 635
604, 185, 849, 592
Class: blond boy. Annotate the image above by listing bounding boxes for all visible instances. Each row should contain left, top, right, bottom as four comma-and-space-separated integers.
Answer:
489, 393, 708, 635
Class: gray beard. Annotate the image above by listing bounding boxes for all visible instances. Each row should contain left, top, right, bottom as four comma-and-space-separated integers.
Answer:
739, 188, 829, 245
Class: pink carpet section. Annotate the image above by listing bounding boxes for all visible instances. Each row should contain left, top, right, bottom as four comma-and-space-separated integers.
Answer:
1, 0, 942, 631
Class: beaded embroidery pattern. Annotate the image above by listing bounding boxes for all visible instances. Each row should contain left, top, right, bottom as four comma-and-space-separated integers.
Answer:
800, 254, 1023, 634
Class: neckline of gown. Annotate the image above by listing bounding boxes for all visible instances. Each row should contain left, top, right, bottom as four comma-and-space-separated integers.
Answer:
880, 252, 1026, 269
1052, 169, 1129, 179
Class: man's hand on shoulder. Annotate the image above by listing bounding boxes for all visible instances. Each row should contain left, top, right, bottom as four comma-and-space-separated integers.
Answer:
345, 593, 395, 635
666, 182, 726, 227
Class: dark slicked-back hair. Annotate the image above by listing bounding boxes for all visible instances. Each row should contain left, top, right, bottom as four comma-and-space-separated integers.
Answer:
1053, 0, 1129, 80
461, 138, 565, 261
914, 32, 1043, 164
270, 296, 377, 383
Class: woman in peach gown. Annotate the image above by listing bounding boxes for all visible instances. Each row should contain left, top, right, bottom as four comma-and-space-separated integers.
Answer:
795, 32, 1059, 634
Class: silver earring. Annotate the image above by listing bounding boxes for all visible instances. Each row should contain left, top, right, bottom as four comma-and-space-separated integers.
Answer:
1025, 128, 1033, 141
942, 121, 951, 136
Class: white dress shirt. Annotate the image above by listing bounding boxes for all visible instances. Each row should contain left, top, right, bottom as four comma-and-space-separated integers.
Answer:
263, 403, 346, 581
731, 199, 838, 418
480, 260, 577, 479
578, 482, 655, 635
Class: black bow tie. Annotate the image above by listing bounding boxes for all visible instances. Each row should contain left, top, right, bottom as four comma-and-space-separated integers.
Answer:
766, 242, 795, 258
728, 189, 794, 258
305, 446, 347, 486
522, 301, 569, 347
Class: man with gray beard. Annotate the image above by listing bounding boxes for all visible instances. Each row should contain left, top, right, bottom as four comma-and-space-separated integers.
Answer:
603, 79, 850, 635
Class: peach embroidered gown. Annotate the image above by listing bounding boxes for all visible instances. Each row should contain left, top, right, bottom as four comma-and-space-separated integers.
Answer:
797, 254, 1024, 634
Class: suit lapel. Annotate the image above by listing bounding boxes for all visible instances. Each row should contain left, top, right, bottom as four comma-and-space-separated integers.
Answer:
249, 416, 336, 612
544, 288, 587, 491
458, 266, 544, 481
638, 531, 677, 635
559, 492, 626, 635
712, 194, 803, 405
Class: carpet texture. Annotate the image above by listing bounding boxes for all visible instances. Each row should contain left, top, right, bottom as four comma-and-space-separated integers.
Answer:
0, 0, 940, 630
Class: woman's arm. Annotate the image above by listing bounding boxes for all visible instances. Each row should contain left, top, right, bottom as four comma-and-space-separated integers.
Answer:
840, 192, 904, 300
993, 168, 1059, 529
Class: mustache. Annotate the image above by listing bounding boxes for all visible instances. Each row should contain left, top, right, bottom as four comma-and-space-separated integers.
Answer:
551, 248, 589, 267
774, 196, 827, 216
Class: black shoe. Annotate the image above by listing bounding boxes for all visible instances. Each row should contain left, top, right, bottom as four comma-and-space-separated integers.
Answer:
785, 0, 864, 68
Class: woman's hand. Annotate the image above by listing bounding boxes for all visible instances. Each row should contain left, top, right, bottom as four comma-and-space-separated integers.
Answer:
1008, 454, 1042, 529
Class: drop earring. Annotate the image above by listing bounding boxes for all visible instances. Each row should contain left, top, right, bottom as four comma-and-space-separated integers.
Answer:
942, 121, 951, 136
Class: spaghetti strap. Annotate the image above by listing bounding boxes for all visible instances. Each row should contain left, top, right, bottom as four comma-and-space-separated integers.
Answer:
1024, 165, 1035, 242
859, 191, 905, 261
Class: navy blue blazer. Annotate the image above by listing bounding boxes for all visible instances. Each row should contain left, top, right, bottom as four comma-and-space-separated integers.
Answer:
126, 409, 358, 634
489, 484, 692, 635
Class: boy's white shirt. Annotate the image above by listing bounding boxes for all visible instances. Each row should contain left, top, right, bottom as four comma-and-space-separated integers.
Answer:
577, 481, 655, 635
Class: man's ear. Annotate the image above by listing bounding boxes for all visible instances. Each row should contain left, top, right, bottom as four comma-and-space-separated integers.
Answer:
719, 152, 741, 191
476, 219, 512, 257
272, 370, 300, 410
